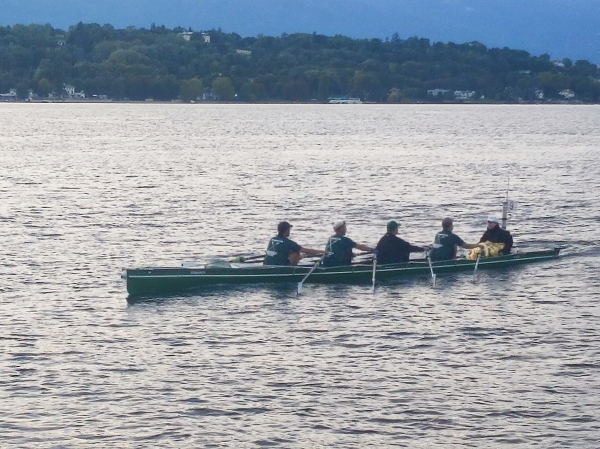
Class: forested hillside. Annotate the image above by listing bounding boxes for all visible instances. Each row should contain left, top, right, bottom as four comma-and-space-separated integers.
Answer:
1, 23, 599, 102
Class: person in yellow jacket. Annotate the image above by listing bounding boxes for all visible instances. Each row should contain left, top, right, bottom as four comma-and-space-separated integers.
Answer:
467, 217, 513, 259
467, 241, 506, 259
479, 216, 513, 254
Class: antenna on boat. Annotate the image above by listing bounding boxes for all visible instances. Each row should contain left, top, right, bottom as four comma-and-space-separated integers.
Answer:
501, 178, 516, 230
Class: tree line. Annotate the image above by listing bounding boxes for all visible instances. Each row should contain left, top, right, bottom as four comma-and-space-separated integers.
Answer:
1, 23, 599, 103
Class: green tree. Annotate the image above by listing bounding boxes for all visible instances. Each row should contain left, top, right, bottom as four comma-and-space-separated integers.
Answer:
535, 72, 567, 98
66, 22, 110, 54
282, 79, 310, 101
317, 72, 333, 101
387, 88, 402, 103
179, 77, 204, 102
571, 60, 597, 77
403, 87, 425, 100
37, 77, 52, 96
0, 23, 598, 104
153, 74, 180, 100
211, 77, 235, 101
16, 82, 29, 99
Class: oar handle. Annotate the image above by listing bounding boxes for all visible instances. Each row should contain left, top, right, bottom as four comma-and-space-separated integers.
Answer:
354, 250, 375, 257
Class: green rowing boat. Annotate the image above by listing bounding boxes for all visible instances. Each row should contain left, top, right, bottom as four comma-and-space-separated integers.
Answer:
125, 247, 561, 296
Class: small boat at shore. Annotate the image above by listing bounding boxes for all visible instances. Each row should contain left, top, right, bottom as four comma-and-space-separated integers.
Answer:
328, 97, 363, 104
124, 247, 561, 296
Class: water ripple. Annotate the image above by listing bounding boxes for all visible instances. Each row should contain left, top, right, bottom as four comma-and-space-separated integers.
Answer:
0, 104, 599, 447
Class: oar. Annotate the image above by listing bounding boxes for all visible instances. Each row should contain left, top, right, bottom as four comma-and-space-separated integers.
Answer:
297, 256, 324, 295
426, 252, 436, 286
240, 251, 327, 264
352, 251, 377, 265
371, 252, 377, 292
473, 251, 482, 278
354, 250, 374, 258
231, 254, 265, 263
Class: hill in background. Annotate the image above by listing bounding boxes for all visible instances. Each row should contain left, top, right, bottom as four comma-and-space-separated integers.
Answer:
1, 0, 599, 64
1, 24, 599, 103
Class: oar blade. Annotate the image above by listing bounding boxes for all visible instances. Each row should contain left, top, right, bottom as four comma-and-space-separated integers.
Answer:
297, 282, 303, 295
473, 252, 482, 279
426, 253, 437, 287
472, 253, 482, 282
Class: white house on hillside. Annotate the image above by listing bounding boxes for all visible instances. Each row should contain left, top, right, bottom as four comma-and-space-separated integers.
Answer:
559, 89, 575, 99
64, 84, 85, 99
179, 32, 193, 42
0, 88, 17, 100
454, 90, 476, 99
427, 89, 450, 97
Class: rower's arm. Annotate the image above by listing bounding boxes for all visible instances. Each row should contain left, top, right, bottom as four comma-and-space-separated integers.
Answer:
462, 243, 483, 250
355, 243, 375, 252
301, 247, 328, 256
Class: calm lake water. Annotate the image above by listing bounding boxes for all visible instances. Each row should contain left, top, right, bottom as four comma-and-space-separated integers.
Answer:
1, 104, 599, 448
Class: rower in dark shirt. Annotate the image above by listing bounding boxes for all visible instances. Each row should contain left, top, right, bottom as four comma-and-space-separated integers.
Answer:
376, 221, 428, 264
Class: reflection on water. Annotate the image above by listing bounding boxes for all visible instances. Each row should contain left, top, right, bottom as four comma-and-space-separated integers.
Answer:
0, 104, 599, 447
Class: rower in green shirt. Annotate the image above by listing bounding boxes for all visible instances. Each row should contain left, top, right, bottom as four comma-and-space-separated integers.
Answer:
264, 221, 327, 266
429, 217, 482, 261
322, 221, 375, 267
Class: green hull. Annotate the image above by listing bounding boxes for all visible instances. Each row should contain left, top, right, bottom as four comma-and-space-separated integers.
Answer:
125, 247, 561, 296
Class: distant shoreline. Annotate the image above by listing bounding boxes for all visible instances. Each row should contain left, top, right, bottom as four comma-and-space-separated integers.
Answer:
1, 99, 596, 106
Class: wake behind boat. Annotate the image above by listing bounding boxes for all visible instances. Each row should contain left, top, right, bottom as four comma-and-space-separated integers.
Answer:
124, 247, 561, 296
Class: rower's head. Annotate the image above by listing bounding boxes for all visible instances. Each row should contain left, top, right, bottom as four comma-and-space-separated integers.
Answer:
441, 217, 453, 231
277, 221, 292, 237
387, 220, 399, 235
487, 216, 499, 230
333, 220, 347, 236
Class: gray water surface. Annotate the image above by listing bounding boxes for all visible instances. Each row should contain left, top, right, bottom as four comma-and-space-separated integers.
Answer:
1, 104, 599, 448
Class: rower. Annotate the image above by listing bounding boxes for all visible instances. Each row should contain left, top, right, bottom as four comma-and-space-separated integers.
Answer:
429, 217, 482, 261
321, 221, 374, 267
376, 220, 429, 264
264, 221, 327, 266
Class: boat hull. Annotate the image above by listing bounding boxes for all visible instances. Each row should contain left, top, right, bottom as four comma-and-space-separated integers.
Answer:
125, 247, 561, 296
